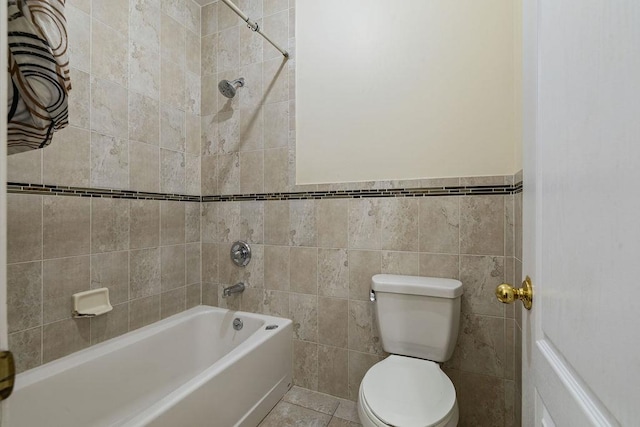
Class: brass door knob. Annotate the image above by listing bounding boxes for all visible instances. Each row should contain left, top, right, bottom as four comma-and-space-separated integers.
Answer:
495, 276, 533, 310
0, 351, 15, 401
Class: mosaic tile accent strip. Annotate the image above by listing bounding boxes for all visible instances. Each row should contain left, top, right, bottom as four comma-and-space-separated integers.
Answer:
8, 181, 522, 202
203, 183, 522, 201
7, 182, 201, 202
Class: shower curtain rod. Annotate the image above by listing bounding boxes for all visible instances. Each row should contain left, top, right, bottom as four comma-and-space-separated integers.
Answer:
220, 0, 289, 58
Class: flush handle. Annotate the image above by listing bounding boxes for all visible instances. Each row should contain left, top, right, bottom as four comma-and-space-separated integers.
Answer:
495, 276, 533, 310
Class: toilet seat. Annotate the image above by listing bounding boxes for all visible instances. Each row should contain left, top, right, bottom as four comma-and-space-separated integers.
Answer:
359, 355, 457, 427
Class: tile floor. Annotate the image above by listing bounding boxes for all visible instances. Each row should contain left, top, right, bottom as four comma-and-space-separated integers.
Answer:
259, 386, 362, 427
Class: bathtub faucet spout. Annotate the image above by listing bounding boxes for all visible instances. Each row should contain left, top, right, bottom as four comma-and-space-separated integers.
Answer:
223, 282, 245, 297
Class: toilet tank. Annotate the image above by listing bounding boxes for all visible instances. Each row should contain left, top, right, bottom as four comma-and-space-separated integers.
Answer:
371, 274, 463, 362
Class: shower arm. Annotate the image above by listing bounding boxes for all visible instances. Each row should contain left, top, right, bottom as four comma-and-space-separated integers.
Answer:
220, 0, 289, 58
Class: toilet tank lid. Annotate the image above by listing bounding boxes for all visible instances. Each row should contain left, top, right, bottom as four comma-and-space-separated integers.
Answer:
372, 274, 463, 298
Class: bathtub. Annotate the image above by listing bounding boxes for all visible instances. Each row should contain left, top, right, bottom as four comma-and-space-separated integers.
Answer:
4, 306, 293, 427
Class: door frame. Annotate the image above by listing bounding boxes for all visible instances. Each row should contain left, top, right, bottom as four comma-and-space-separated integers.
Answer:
1, 1, 10, 421
1, 0, 10, 351
1, 4, 10, 421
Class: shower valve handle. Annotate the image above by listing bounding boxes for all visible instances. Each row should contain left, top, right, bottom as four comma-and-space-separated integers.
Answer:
230, 241, 252, 267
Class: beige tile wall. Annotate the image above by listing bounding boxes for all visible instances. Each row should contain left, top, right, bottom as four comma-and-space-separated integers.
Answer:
6, 0, 203, 372
514, 170, 523, 425
200, 0, 296, 196
201, 182, 521, 426
7, 196, 201, 372
8, 0, 202, 195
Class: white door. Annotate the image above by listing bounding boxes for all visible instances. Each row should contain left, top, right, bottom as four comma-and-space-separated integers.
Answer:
521, 1, 640, 426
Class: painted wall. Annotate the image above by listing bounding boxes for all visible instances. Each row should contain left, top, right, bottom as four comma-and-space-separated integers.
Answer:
296, 0, 522, 184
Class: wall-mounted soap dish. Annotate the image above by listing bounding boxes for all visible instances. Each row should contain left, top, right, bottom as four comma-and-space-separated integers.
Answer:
72, 288, 113, 318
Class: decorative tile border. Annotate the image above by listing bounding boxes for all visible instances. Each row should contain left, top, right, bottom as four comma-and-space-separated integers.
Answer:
7, 183, 201, 202
203, 182, 522, 201
8, 181, 522, 202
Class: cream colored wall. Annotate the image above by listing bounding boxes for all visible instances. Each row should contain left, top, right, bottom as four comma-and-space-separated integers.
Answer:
296, 0, 522, 184
513, 0, 523, 171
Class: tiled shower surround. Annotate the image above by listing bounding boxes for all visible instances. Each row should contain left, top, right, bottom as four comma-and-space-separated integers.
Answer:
7, 0, 205, 372
6, 0, 523, 426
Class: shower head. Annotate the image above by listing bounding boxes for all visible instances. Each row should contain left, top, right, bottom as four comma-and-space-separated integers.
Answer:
218, 78, 245, 98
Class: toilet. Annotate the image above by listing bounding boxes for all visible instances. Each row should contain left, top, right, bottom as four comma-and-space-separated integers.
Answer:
358, 274, 464, 427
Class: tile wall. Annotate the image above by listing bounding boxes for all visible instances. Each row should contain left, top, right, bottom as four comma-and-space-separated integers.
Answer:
513, 171, 523, 425
201, 179, 521, 426
199, 0, 297, 196
6, 0, 203, 372
5, 0, 523, 425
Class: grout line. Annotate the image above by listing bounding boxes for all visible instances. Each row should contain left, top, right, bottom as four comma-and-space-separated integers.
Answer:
278, 400, 333, 418
457, 195, 461, 310
88, 184, 93, 343
87, 2, 94, 349
39, 194, 44, 365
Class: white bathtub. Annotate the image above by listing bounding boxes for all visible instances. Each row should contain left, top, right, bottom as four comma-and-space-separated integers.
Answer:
4, 306, 293, 427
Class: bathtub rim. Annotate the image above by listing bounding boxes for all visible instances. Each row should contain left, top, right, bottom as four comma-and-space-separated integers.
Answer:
12, 305, 292, 390
121, 312, 293, 426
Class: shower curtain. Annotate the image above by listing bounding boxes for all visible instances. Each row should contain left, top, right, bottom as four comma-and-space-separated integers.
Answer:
7, 0, 71, 155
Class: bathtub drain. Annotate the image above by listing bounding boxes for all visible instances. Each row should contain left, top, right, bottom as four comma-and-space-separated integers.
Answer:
233, 318, 243, 330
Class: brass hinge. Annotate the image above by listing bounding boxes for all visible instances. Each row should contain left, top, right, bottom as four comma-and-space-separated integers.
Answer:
0, 351, 15, 401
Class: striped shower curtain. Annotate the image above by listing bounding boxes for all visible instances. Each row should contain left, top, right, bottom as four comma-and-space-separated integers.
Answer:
7, 0, 71, 155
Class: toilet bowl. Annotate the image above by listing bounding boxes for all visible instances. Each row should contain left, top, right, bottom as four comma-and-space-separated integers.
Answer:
357, 355, 458, 427
357, 275, 463, 427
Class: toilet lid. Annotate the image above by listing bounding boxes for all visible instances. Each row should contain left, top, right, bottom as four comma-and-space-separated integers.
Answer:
361, 355, 456, 427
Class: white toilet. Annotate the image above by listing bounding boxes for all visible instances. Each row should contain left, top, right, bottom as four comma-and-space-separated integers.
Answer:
358, 274, 464, 427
